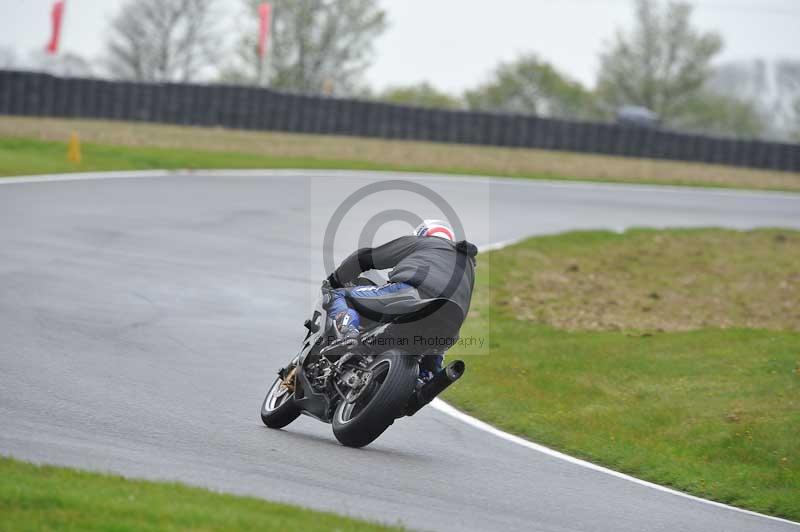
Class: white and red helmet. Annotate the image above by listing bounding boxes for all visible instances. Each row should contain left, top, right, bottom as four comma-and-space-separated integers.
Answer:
413, 219, 455, 241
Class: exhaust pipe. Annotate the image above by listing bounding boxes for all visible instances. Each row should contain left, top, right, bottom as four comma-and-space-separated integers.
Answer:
404, 360, 466, 416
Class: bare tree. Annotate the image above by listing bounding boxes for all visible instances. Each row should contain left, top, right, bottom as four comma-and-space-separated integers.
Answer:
790, 98, 800, 142
223, 0, 387, 95
708, 59, 800, 140
707, 60, 768, 104
29, 50, 94, 77
597, 0, 722, 121
775, 60, 800, 140
105, 0, 222, 82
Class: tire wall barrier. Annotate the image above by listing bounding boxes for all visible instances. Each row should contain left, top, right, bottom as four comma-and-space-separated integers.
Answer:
1, 70, 798, 172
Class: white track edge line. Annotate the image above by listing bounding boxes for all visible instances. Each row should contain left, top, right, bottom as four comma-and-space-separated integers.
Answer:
2, 168, 800, 202
430, 400, 799, 527
433, 235, 799, 528
4, 168, 798, 526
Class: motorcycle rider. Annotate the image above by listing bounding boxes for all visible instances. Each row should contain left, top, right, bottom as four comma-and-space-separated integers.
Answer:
325, 219, 478, 381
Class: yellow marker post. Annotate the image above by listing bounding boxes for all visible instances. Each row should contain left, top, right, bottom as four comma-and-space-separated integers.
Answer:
67, 132, 81, 164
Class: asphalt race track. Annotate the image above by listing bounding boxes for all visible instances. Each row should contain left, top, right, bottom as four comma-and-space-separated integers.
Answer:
1, 170, 799, 532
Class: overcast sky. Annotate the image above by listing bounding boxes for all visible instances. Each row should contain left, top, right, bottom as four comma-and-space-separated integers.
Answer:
2, 0, 798, 91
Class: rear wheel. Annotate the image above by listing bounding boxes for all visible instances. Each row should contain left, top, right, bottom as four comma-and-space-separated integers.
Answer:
332, 350, 418, 448
260, 369, 301, 429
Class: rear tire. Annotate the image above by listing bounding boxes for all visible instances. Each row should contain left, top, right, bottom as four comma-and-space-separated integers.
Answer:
332, 350, 418, 448
260, 374, 301, 429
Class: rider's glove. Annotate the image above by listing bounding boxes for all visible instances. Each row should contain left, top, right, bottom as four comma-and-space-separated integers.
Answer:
326, 272, 343, 290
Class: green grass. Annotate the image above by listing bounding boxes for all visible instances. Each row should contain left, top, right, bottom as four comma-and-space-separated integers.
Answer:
2, 134, 800, 192
445, 229, 800, 521
0, 135, 570, 181
0, 136, 559, 181
0, 137, 391, 176
0, 456, 402, 531
3, 137, 799, 523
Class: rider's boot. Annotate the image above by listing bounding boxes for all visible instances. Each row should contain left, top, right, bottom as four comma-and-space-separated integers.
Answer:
418, 353, 444, 385
332, 311, 360, 349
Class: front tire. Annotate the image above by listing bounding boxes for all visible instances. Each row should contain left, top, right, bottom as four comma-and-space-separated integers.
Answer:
332, 350, 418, 448
260, 373, 301, 429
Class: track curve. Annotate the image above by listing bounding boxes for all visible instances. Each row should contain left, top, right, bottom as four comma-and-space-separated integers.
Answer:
1, 170, 798, 532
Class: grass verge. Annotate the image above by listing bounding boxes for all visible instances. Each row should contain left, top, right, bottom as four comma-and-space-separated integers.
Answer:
445, 228, 800, 521
0, 456, 402, 531
1, 116, 799, 191
0, 137, 389, 176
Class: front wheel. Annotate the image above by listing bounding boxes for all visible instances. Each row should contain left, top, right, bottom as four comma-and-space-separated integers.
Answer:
332, 350, 418, 448
260, 369, 301, 429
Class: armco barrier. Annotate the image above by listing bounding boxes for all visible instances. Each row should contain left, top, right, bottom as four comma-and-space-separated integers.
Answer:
1, 69, 798, 172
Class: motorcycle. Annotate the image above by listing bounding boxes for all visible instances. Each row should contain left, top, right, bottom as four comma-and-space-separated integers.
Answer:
260, 270, 466, 448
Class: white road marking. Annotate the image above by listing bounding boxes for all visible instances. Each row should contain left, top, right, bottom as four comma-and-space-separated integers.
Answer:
432, 234, 800, 528
0, 170, 171, 184
430, 400, 799, 527
3, 168, 800, 202
3, 167, 799, 526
